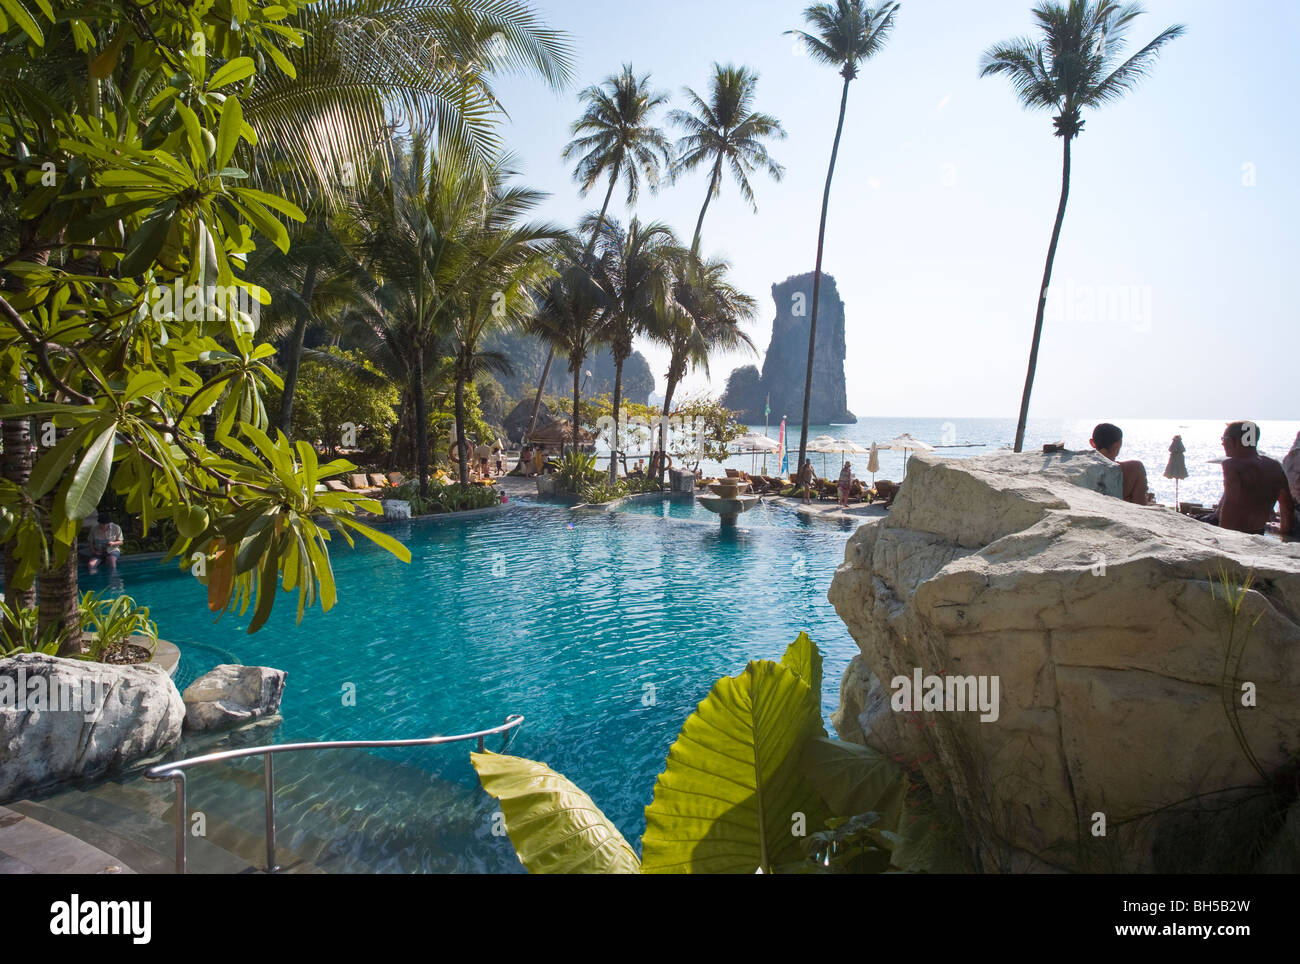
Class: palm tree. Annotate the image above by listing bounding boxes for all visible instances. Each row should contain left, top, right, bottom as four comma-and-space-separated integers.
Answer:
526, 65, 673, 438
588, 216, 678, 481
982, 1, 1183, 451
651, 253, 757, 478
528, 243, 612, 458
786, 0, 899, 471
668, 63, 786, 255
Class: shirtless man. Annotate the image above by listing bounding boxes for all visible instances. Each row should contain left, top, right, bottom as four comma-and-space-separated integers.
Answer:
1215, 421, 1294, 538
1088, 423, 1149, 505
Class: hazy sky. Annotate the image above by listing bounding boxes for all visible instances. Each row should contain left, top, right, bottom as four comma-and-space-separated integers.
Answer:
491, 0, 1297, 420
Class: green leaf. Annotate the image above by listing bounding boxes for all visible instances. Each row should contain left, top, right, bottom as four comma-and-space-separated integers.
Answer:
640, 659, 829, 873
215, 95, 242, 170
62, 423, 117, 521
471, 752, 641, 874
0, 0, 43, 45
119, 206, 174, 276
247, 539, 280, 633
208, 56, 255, 90
232, 196, 289, 252
123, 370, 167, 401
27, 422, 93, 500
231, 185, 304, 222
800, 737, 906, 825
333, 516, 411, 564
780, 631, 823, 700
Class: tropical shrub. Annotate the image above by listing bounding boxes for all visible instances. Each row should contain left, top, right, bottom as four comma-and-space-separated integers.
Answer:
78, 591, 158, 661
554, 450, 599, 494
0, 600, 60, 655
266, 348, 399, 455
473, 634, 950, 874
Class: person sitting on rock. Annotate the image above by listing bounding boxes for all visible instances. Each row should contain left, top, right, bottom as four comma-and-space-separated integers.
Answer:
1210, 421, 1294, 539
1088, 422, 1149, 505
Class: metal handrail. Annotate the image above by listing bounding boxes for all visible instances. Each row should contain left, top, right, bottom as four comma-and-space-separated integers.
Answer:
144, 713, 524, 874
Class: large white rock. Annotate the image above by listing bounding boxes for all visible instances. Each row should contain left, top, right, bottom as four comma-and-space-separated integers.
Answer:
0, 654, 184, 801
183, 664, 286, 732
828, 450, 1300, 872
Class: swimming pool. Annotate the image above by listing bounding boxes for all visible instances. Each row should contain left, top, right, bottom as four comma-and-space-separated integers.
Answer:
614, 492, 857, 529
93, 499, 861, 871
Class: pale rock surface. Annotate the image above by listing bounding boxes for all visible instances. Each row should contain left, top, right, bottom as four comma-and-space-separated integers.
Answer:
0, 654, 184, 801
828, 450, 1300, 872
183, 664, 286, 732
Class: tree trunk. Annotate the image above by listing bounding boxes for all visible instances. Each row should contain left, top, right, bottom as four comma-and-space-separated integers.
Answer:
690, 158, 723, 256
527, 167, 620, 441
39, 427, 80, 655
388, 392, 407, 472
608, 354, 625, 484
413, 348, 430, 497
657, 355, 682, 483
798, 74, 852, 471
275, 257, 320, 436
571, 362, 581, 461
454, 365, 471, 486
1013, 137, 1073, 453
2, 416, 36, 625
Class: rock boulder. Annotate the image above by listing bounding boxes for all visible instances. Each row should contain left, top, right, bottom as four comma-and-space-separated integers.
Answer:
0, 654, 184, 801
828, 450, 1300, 872
183, 664, 286, 732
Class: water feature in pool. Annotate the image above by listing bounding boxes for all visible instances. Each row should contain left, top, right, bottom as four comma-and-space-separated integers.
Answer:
92, 499, 862, 870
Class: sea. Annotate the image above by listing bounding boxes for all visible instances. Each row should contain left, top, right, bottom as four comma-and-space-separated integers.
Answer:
613, 417, 1300, 509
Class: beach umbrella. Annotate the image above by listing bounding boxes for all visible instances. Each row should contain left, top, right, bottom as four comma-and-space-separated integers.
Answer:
880, 433, 934, 476
1163, 435, 1188, 507
733, 432, 780, 473
867, 442, 880, 483
808, 434, 838, 475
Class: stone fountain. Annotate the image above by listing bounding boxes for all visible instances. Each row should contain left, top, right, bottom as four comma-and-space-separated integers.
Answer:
696, 479, 760, 527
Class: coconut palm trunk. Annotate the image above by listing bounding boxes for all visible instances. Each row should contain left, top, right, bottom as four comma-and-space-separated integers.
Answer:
527, 169, 619, 440
454, 365, 472, 485
608, 357, 625, 484
571, 364, 582, 459
1013, 137, 1072, 453
2, 416, 36, 624
413, 347, 431, 497
797, 72, 852, 471
689, 158, 724, 256
38, 427, 80, 654
275, 256, 320, 435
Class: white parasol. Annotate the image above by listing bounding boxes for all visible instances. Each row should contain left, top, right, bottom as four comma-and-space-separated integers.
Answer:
1163, 435, 1188, 506
733, 433, 780, 472
867, 442, 880, 482
880, 434, 934, 476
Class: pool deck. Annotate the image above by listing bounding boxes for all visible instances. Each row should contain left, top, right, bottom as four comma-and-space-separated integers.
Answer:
0, 805, 133, 874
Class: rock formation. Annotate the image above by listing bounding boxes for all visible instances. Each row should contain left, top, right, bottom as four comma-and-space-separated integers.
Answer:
721, 272, 854, 425
828, 450, 1300, 872
0, 654, 184, 801
183, 664, 287, 732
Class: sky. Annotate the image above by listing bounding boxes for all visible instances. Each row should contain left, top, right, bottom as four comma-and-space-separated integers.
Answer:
490, 0, 1298, 420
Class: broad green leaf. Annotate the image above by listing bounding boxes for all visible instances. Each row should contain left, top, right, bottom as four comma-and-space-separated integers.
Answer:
800, 737, 906, 826
119, 206, 174, 276
247, 540, 280, 633
232, 196, 289, 252
231, 186, 304, 222
640, 659, 829, 874
123, 370, 167, 401
781, 631, 823, 700
208, 56, 255, 90
0, 0, 43, 45
27, 422, 94, 499
334, 515, 412, 564
215, 95, 242, 170
63, 423, 116, 521
471, 752, 640, 874
266, 41, 295, 78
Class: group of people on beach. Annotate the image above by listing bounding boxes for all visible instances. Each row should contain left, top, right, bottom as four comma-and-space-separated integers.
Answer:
1089, 420, 1297, 540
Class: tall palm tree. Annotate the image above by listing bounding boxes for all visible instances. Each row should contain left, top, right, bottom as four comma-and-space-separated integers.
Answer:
651, 253, 757, 478
786, 0, 899, 471
526, 65, 672, 438
669, 63, 787, 255
528, 243, 612, 458
588, 215, 678, 481
982, 1, 1184, 452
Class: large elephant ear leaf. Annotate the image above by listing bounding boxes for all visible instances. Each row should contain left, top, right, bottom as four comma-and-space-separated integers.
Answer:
800, 736, 906, 829
780, 631, 823, 700
471, 752, 640, 874
640, 660, 829, 874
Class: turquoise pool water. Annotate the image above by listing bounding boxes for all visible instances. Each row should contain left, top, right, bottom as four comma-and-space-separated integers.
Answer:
615, 492, 856, 530
92, 498, 860, 871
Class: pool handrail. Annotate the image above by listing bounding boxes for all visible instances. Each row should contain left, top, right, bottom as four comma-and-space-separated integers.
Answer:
144, 713, 524, 874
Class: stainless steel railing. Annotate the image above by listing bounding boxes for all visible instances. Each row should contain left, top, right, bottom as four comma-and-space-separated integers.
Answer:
144, 714, 524, 874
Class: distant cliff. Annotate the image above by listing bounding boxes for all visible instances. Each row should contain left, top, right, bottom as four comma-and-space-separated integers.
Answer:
485, 330, 654, 407
720, 272, 855, 425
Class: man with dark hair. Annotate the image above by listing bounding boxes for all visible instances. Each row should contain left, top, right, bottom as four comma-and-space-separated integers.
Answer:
1089, 422, 1149, 505
1214, 420, 1294, 539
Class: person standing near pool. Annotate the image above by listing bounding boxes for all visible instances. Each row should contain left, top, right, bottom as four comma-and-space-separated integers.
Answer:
81, 510, 123, 572
797, 459, 815, 504
838, 461, 854, 508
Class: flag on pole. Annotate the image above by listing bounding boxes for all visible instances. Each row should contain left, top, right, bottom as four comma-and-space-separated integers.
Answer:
778, 417, 787, 476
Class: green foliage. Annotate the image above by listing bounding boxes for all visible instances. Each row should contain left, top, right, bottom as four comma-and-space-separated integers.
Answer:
268, 347, 399, 454
0, 0, 411, 635
78, 591, 158, 661
578, 479, 626, 504
555, 449, 599, 493
473, 633, 929, 875
668, 393, 748, 468
0, 599, 61, 655
471, 752, 641, 874
394, 479, 501, 515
